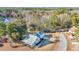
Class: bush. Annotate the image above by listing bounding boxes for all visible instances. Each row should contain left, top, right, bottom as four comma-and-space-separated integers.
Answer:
0, 21, 6, 37
6, 19, 27, 42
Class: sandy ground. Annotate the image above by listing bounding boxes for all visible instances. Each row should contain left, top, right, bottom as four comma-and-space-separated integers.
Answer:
0, 42, 59, 51
0, 31, 79, 51
0, 42, 79, 51
0, 33, 60, 51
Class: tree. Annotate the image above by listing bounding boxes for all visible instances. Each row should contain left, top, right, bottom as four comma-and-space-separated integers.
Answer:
0, 21, 6, 37
57, 13, 71, 28
71, 12, 79, 26
6, 19, 27, 42
50, 13, 57, 30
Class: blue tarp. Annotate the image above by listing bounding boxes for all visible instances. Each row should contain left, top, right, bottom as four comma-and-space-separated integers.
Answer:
22, 34, 40, 47
35, 31, 45, 39
22, 32, 52, 48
